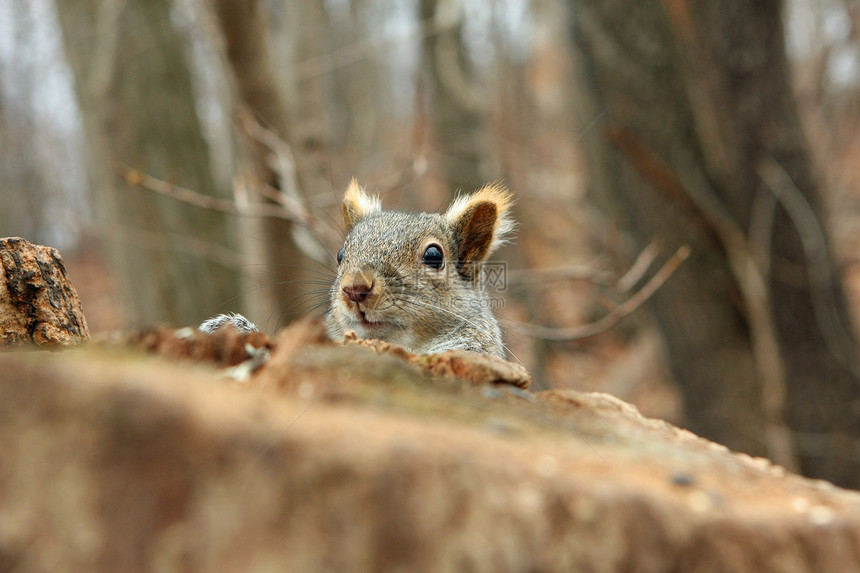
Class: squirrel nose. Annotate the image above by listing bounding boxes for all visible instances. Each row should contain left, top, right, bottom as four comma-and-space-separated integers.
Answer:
342, 282, 373, 304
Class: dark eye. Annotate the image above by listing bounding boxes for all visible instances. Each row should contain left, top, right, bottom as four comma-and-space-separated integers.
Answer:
337, 248, 344, 264
421, 244, 444, 269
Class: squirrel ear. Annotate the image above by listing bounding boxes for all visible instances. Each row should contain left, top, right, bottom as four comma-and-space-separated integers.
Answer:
445, 182, 515, 271
342, 179, 381, 232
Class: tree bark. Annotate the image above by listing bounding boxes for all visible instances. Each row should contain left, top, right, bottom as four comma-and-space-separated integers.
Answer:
282, 0, 332, 195
571, 0, 860, 486
210, 0, 319, 331
0, 237, 89, 346
56, 0, 238, 328
419, 0, 488, 195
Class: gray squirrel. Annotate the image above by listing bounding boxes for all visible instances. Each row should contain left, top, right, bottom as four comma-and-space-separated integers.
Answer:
200, 180, 514, 358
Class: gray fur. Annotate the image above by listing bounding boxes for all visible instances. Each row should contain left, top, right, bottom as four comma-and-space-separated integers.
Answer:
328, 185, 513, 358
198, 312, 259, 334
201, 183, 513, 358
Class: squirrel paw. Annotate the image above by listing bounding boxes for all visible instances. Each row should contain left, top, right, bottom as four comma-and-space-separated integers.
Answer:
199, 312, 259, 334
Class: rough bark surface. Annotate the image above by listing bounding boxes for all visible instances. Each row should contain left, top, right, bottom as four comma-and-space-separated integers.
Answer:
570, 0, 860, 486
0, 237, 89, 346
2, 318, 860, 572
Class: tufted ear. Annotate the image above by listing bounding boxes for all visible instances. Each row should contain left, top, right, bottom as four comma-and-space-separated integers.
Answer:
341, 179, 381, 232
445, 182, 515, 276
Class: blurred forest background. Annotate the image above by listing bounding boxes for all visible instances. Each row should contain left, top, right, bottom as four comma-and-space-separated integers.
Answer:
3, 0, 860, 488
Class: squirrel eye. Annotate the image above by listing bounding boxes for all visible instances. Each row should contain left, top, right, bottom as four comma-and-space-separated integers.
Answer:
421, 244, 444, 269
337, 248, 344, 265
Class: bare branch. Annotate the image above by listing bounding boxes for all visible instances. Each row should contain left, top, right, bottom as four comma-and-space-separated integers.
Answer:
616, 239, 662, 293
507, 239, 661, 290
238, 111, 338, 260
118, 163, 304, 224
608, 124, 798, 472
506, 262, 614, 286
506, 245, 691, 341
105, 225, 244, 269
758, 157, 860, 378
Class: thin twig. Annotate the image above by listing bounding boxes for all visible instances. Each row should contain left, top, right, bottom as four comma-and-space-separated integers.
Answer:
104, 225, 244, 269
608, 124, 798, 472
238, 112, 342, 258
506, 245, 691, 341
616, 239, 662, 293
757, 157, 860, 378
118, 162, 303, 224
507, 241, 662, 288
506, 263, 614, 286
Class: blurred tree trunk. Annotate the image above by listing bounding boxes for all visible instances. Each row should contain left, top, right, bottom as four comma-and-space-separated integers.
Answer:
56, 0, 237, 327
210, 0, 316, 330
0, 71, 43, 243
507, 0, 590, 389
419, 0, 488, 195
571, 0, 860, 487
333, 1, 382, 176
282, 0, 332, 197
0, 3, 45, 244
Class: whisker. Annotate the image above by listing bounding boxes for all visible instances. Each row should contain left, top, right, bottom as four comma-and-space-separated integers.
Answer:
268, 292, 331, 316
395, 294, 524, 367
290, 291, 333, 305
307, 199, 347, 244
298, 300, 331, 318
270, 297, 330, 330
269, 281, 333, 289
209, 275, 332, 314
272, 289, 331, 312
239, 263, 335, 279
300, 248, 341, 276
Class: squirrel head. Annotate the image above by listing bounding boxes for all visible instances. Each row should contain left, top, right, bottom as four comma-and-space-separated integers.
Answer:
328, 179, 514, 352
